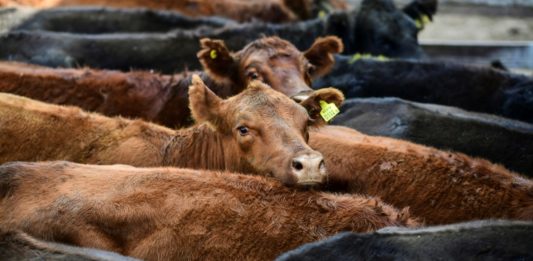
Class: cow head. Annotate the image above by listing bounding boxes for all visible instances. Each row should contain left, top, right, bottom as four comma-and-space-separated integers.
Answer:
198, 36, 343, 99
188, 75, 344, 186
353, 0, 437, 58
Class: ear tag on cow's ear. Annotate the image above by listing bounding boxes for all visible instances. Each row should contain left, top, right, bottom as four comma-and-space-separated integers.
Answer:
210, 49, 218, 59
415, 15, 431, 29
318, 10, 327, 20
319, 100, 339, 122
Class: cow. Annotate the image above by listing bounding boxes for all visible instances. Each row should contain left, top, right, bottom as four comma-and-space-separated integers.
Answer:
11, 6, 235, 34
333, 97, 533, 175
0, 35, 342, 128
0, 0, 337, 23
277, 220, 533, 261
0, 0, 296, 23
0, 76, 344, 187
0, 161, 418, 260
310, 125, 533, 224
2, 88, 532, 225
0, 230, 139, 261
0, 0, 434, 72
314, 56, 533, 123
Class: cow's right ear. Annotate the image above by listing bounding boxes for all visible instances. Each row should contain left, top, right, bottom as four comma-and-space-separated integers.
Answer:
188, 75, 224, 129
300, 87, 344, 126
304, 36, 344, 79
402, 0, 438, 30
198, 38, 239, 83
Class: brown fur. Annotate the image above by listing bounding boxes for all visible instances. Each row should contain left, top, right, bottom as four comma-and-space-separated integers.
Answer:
0, 36, 342, 128
198, 36, 343, 98
0, 62, 194, 128
310, 125, 533, 225
0, 77, 342, 186
0, 161, 418, 260
1, 0, 298, 22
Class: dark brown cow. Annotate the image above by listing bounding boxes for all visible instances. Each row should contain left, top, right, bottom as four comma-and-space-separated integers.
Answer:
309, 126, 533, 225
0, 161, 418, 260
0, 76, 344, 186
0, 36, 342, 128
0, 0, 348, 23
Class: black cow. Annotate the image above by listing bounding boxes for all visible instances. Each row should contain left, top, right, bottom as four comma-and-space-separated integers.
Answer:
277, 220, 533, 261
12, 6, 234, 34
0, 0, 436, 72
314, 56, 533, 123
0, 230, 138, 261
333, 97, 533, 175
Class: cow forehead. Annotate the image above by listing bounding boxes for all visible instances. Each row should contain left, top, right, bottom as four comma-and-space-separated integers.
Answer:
228, 86, 308, 123
239, 39, 303, 61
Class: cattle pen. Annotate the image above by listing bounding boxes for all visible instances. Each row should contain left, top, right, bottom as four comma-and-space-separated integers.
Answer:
0, 0, 532, 260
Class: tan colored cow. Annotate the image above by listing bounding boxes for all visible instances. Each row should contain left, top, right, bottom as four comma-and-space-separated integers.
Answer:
0, 161, 418, 260
310, 126, 533, 225
0, 76, 343, 186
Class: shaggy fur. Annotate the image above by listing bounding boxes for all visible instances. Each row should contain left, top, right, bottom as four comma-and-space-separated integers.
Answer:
310, 125, 533, 225
0, 77, 343, 186
0, 36, 342, 128
0, 161, 418, 260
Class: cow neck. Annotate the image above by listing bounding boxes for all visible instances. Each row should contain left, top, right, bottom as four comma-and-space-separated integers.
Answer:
163, 123, 241, 172
157, 72, 239, 128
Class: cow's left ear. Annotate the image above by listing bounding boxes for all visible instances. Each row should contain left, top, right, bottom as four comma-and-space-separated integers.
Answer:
198, 38, 240, 83
188, 75, 225, 129
300, 87, 344, 126
402, 0, 438, 30
304, 36, 344, 79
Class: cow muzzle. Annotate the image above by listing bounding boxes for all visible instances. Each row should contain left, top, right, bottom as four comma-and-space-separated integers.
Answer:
291, 152, 327, 186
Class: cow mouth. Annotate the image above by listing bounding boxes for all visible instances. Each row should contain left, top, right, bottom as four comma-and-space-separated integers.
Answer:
296, 180, 323, 187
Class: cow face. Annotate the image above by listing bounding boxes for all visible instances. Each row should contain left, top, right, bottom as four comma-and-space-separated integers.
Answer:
354, 0, 430, 58
188, 75, 344, 187
198, 36, 343, 98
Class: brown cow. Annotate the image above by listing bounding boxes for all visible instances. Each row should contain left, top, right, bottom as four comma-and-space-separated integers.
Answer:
0, 36, 342, 128
0, 76, 343, 186
0, 161, 418, 260
0, 0, 348, 22
310, 125, 533, 225
0, 229, 139, 261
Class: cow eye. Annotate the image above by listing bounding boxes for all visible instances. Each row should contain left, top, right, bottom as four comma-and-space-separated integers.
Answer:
237, 126, 249, 136
307, 64, 316, 75
247, 71, 259, 80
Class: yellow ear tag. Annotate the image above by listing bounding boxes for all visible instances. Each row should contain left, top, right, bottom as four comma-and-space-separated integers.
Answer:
415, 15, 431, 29
210, 49, 218, 59
318, 10, 327, 20
421, 15, 431, 25
415, 19, 422, 29
319, 100, 340, 122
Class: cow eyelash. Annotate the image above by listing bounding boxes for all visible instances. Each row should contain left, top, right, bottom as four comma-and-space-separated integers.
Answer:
247, 71, 259, 80
237, 126, 249, 136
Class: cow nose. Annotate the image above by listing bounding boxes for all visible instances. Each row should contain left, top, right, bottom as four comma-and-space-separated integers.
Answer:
291, 153, 326, 186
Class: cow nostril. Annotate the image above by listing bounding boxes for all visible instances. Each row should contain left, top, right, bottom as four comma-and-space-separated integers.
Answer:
319, 160, 325, 170
292, 160, 303, 171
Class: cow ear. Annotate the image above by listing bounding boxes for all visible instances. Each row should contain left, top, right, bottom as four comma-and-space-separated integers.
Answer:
402, 0, 438, 30
304, 36, 344, 79
300, 87, 344, 126
198, 38, 239, 83
188, 74, 224, 128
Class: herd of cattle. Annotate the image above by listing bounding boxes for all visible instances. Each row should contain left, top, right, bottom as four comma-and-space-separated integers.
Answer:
0, 0, 532, 260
